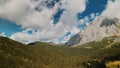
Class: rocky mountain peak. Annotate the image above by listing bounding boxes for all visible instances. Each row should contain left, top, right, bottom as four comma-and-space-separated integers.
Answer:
65, 17, 120, 46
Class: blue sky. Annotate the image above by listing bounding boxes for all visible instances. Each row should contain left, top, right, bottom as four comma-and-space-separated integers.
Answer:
0, 0, 119, 43
78, 0, 107, 20
0, 19, 23, 36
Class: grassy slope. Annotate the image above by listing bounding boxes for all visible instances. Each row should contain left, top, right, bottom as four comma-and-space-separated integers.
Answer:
0, 36, 120, 68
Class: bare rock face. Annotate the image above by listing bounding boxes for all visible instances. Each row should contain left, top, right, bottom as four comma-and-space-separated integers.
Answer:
65, 34, 82, 46
65, 17, 120, 46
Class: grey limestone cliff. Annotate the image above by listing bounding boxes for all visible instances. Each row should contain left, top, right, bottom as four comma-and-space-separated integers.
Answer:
65, 17, 120, 46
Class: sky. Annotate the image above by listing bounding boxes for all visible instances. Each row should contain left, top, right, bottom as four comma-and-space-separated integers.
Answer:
0, 0, 120, 44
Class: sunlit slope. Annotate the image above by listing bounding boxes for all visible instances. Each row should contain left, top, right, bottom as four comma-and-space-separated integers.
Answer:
0, 36, 120, 68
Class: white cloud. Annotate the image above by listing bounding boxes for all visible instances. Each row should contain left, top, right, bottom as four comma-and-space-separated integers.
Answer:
0, 32, 6, 37
59, 27, 80, 43
60, 0, 87, 28
70, 27, 80, 35
55, 27, 81, 44
10, 22, 68, 44
102, 0, 120, 19
0, 0, 31, 22
78, 13, 98, 27
0, 0, 87, 43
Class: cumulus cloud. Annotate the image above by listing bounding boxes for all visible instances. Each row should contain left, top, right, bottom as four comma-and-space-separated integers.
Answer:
10, 22, 68, 44
0, 0, 87, 43
102, 0, 120, 18
60, 0, 87, 28
0, 32, 6, 37
70, 27, 80, 35
79, 13, 99, 27
0, 0, 31, 22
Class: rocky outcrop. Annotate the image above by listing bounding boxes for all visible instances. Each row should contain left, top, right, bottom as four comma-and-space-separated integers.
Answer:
65, 34, 82, 46
65, 17, 120, 46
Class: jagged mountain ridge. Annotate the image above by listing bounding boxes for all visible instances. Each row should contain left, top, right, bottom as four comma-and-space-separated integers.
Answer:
65, 17, 120, 46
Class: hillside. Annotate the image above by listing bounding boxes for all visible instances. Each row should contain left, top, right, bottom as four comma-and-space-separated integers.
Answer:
0, 36, 120, 68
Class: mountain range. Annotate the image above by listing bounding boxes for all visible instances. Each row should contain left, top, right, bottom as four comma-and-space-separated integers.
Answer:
0, 33, 120, 68
65, 17, 120, 46
0, 17, 120, 68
